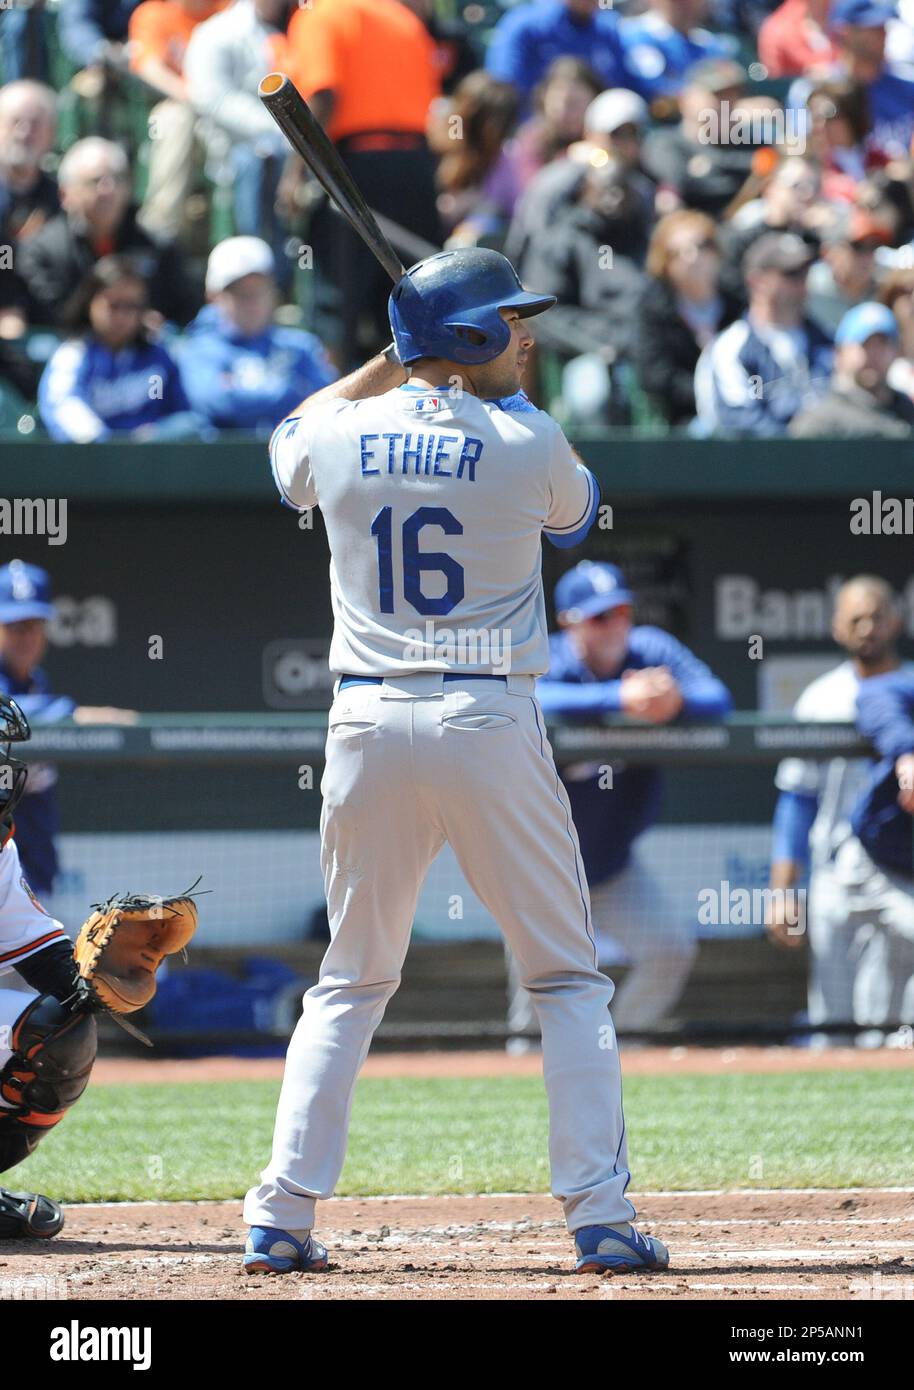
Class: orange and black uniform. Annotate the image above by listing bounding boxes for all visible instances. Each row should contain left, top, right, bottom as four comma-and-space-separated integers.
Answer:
288, 0, 443, 368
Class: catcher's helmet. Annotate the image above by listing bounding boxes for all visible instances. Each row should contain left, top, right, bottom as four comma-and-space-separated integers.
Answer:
0, 694, 30, 835
388, 248, 556, 366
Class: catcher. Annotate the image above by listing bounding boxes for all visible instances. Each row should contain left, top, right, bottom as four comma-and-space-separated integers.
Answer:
0, 694, 198, 1239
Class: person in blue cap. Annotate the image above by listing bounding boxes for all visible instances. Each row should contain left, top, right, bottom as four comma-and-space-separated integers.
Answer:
0, 560, 134, 902
790, 301, 914, 437
508, 559, 733, 1043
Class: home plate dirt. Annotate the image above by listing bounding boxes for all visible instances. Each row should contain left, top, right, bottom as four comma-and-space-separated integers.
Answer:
2, 1191, 911, 1301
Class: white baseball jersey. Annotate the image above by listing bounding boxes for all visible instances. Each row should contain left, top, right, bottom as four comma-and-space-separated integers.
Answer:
270, 384, 598, 677
0, 834, 66, 977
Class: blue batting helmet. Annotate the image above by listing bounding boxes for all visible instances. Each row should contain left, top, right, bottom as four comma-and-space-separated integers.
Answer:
388, 248, 556, 366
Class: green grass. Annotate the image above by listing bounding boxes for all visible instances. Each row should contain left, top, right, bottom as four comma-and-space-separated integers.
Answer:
10, 1071, 914, 1203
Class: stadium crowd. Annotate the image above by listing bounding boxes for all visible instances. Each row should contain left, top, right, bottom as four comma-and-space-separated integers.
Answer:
3, 0, 914, 437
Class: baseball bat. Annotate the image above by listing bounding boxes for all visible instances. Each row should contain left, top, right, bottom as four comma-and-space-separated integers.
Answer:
258, 72, 407, 285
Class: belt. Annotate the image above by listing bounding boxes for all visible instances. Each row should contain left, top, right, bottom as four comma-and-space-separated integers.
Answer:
337, 131, 426, 154
338, 674, 508, 690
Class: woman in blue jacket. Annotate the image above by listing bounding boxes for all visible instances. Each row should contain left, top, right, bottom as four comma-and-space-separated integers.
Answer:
39, 255, 204, 442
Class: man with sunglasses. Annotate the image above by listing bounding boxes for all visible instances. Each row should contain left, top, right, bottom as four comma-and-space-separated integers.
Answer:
507, 559, 732, 1044
694, 230, 834, 436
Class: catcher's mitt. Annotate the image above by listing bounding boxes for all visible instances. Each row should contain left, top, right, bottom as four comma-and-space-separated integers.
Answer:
74, 886, 200, 1015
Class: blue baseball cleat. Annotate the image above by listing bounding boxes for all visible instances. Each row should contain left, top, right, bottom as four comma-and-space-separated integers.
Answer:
574, 1223, 670, 1274
244, 1227, 329, 1274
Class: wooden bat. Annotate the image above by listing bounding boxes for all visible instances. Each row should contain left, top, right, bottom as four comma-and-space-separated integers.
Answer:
258, 72, 407, 285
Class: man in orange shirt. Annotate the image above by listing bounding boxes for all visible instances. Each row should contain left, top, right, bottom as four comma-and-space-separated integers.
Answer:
129, 0, 227, 240
287, 0, 443, 368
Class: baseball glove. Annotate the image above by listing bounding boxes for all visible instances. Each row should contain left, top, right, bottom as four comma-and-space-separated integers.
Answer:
73, 886, 201, 1015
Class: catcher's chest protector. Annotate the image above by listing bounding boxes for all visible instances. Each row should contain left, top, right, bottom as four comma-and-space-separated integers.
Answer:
0, 994, 97, 1172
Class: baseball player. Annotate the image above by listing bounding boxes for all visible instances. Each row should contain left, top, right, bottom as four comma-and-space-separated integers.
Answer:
0, 694, 198, 1240
507, 560, 734, 1045
244, 247, 670, 1277
768, 576, 914, 1043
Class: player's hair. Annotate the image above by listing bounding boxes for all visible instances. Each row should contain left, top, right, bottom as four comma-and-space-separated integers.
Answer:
646, 210, 719, 281
60, 255, 150, 343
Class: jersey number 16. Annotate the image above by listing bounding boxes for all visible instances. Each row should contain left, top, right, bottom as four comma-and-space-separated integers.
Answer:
371, 506, 464, 616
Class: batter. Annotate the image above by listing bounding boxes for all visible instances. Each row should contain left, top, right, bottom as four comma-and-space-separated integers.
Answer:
243, 248, 670, 1277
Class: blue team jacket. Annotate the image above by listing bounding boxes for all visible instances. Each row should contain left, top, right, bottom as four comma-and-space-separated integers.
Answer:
177, 306, 338, 434
39, 336, 191, 441
851, 670, 914, 876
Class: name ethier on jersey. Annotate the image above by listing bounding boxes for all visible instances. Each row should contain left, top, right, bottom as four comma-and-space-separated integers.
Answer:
360, 432, 483, 482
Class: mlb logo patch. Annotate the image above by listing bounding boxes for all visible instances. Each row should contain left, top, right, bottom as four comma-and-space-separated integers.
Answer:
413, 396, 443, 415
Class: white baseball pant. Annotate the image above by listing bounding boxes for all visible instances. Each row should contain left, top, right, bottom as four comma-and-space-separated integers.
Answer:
244, 672, 637, 1234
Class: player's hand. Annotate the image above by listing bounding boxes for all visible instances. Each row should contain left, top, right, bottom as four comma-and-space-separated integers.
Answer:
73, 706, 139, 726
896, 753, 914, 813
620, 668, 684, 723
764, 893, 806, 950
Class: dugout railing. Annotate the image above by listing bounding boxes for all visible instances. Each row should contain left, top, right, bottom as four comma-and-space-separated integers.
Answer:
17, 712, 910, 1052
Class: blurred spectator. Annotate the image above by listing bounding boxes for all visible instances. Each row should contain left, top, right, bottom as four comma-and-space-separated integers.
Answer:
620, 0, 733, 102
287, 0, 442, 370
128, 0, 226, 241
58, 0, 140, 71
430, 72, 522, 244
694, 231, 833, 434
400, 0, 480, 95
0, 560, 137, 901
505, 87, 653, 269
805, 206, 893, 336
0, 80, 59, 334
806, 79, 882, 203
878, 267, 914, 397
485, 0, 641, 112
507, 57, 604, 194
757, 0, 837, 78
787, 0, 914, 160
177, 236, 338, 433
185, 0, 296, 283
0, 1, 52, 84
720, 153, 827, 302
635, 210, 740, 425
790, 300, 914, 435
520, 157, 649, 356
16, 137, 200, 327
642, 59, 770, 217
38, 255, 202, 442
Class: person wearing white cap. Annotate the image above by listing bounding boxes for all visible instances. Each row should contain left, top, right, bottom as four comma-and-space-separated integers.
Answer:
176, 236, 338, 434
506, 87, 654, 273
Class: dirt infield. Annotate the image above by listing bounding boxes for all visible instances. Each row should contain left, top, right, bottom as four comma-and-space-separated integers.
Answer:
2, 1190, 912, 1301
3, 1049, 908, 1301
90, 1044, 914, 1085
